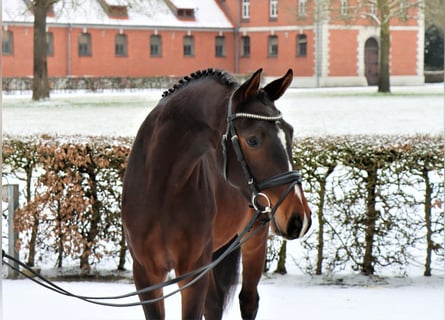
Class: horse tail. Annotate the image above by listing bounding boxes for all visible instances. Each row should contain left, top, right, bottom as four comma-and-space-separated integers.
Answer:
208, 236, 241, 312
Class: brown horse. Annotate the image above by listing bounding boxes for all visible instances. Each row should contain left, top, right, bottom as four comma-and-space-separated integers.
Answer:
122, 68, 311, 319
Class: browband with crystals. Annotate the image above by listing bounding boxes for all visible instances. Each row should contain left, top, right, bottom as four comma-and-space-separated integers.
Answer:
229, 112, 283, 122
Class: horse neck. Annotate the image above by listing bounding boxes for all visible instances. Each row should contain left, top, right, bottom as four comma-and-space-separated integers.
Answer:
158, 83, 233, 183
198, 86, 233, 134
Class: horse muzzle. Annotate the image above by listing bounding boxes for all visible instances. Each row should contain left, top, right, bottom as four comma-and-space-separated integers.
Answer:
260, 178, 312, 240
285, 211, 312, 240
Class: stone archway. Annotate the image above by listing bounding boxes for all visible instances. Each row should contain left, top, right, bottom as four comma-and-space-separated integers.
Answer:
364, 38, 379, 86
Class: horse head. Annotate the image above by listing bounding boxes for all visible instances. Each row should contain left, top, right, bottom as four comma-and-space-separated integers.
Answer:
221, 68, 311, 240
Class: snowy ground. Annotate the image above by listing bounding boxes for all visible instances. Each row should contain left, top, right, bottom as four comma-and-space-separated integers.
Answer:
2, 84, 444, 137
2, 84, 444, 319
3, 274, 443, 320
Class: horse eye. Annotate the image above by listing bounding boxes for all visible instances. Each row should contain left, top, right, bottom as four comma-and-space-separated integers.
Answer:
246, 136, 258, 147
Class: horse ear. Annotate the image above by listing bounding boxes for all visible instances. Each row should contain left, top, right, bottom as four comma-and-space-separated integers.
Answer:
263, 69, 293, 101
233, 68, 263, 103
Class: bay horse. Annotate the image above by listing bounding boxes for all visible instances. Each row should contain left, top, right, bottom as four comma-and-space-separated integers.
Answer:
122, 68, 311, 319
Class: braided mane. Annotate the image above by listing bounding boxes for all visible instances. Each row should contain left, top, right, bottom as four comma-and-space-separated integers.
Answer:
162, 68, 238, 98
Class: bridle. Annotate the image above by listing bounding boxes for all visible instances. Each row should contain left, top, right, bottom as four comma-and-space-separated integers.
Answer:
221, 92, 303, 234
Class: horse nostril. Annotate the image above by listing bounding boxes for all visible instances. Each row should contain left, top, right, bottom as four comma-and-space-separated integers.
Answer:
286, 213, 311, 240
286, 214, 303, 239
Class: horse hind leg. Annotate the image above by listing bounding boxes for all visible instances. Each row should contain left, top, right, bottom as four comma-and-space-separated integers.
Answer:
132, 260, 167, 320
205, 237, 241, 320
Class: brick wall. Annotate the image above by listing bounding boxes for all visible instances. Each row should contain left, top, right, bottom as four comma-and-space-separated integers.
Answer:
2, 0, 423, 85
390, 30, 418, 75
329, 29, 359, 76
2, 26, 34, 77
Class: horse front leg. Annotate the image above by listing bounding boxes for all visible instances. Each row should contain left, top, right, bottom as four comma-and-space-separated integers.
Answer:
177, 272, 210, 320
132, 259, 167, 320
239, 227, 268, 320
176, 246, 213, 320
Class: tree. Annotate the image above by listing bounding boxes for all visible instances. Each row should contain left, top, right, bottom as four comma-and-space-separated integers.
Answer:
27, 0, 59, 101
27, 0, 151, 101
359, 1, 423, 92
330, 0, 424, 93
275, 240, 288, 274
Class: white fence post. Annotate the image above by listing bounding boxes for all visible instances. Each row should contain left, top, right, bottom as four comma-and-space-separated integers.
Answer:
6, 184, 19, 279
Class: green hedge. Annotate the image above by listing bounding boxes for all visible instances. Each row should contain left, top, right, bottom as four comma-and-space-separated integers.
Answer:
292, 135, 444, 276
2, 134, 444, 275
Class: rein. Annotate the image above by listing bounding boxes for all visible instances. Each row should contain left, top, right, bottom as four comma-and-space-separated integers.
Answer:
2, 206, 269, 307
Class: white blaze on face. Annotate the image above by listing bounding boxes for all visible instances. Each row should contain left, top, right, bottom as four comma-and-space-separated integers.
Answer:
299, 213, 309, 239
276, 125, 304, 203
277, 124, 310, 239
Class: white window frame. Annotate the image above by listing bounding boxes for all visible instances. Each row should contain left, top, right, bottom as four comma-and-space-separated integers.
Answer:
242, 0, 250, 19
298, 0, 306, 17
370, 3, 376, 16
399, 0, 407, 15
340, 0, 348, 16
270, 0, 278, 19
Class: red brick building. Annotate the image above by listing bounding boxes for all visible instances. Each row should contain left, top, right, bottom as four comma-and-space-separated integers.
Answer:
2, 0, 424, 87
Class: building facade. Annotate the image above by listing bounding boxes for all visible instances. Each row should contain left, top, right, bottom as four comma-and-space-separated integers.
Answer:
2, 0, 424, 87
